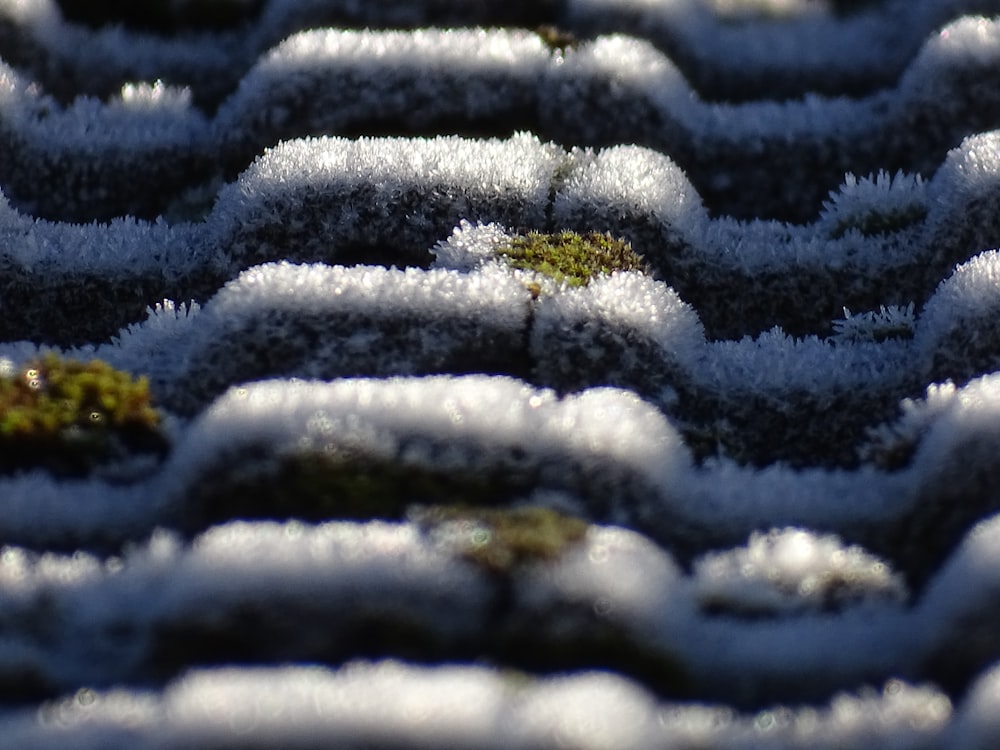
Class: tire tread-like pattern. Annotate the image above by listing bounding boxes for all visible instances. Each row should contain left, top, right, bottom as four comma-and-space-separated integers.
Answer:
5, 1, 1000, 747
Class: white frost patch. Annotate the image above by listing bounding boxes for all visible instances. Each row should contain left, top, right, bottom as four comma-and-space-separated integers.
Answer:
216, 27, 550, 131
817, 170, 927, 237
0, 213, 204, 276
926, 130, 1000, 225
254, 27, 549, 79
532, 270, 705, 364
0, 520, 495, 690
915, 249, 1000, 363
206, 261, 525, 325
698, 327, 915, 395
108, 299, 203, 377
678, 460, 918, 540
515, 670, 661, 750
952, 661, 1000, 749
0, 661, 959, 749
104, 261, 532, 386
522, 524, 691, 631
210, 132, 561, 233
906, 371, 1000, 481
830, 304, 916, 345
906, 15, 1000, 86
161, 375, 690, 498
431, 220, 513, 272
860, 381, 960, 466
0, 545, 104, 595
167, 662, 513, 749
557, 33, 693, 109
153, 520, 491, 624
0, 61, 206, 148
692, 527, 908, 616
918, 510, 1000, 628
553, 143, 707, 232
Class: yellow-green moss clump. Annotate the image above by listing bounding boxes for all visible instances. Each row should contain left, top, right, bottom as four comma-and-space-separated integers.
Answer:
534, 25, 579, 52
0, 353, 165, 476
416, 505, 589, 575
500, 231, 647, 287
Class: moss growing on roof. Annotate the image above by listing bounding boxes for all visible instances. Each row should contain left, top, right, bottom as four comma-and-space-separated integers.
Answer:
193, 452, 538, 528
534, 25, 579, 52
414, 504, 589, 575
0, 353, 166, 476
499, 231, 647, 288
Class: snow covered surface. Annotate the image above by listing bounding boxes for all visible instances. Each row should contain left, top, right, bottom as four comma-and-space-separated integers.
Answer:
0, 660, 960, 750
4, 12, 1000, 220
8, 123, 1000, 344
6, 0, 1000, 746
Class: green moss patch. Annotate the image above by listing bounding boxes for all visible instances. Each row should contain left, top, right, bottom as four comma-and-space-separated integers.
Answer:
499, 231, 647, 287
414, 505, 589, 575
0, 353, 166, 476
193, 452, 539, 528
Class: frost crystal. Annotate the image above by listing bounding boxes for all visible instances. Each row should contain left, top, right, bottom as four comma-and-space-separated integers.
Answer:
819, 171, 927, 238
860, 380, 959, 468
830, 303, 915, 344
692, 527, 908, 616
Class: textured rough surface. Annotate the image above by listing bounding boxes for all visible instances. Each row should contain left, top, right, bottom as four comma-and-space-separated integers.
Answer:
6, 0, 1000, 746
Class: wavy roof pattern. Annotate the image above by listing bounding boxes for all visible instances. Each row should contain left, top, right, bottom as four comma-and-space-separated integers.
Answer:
6, 0, 1000, 746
